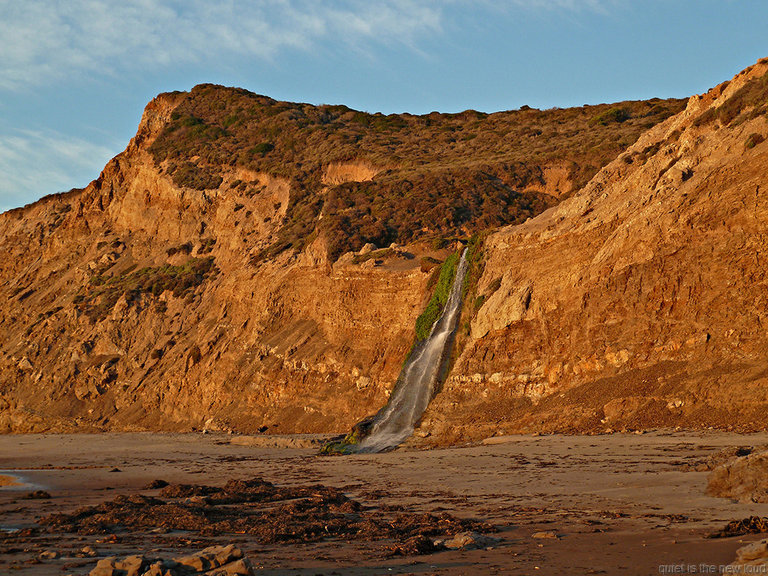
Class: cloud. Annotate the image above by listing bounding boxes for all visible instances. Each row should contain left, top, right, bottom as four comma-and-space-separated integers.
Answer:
471, 0, 618, 17
0, 128, 117, 212
499, 0, 616, 10
0, 0, 444, 91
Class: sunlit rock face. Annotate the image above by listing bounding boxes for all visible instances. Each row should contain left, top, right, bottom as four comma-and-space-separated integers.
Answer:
421, 59, 768, 444
2, 58, 765, 440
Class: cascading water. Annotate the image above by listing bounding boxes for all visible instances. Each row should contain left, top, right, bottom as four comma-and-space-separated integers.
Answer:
353, 248, 469, 453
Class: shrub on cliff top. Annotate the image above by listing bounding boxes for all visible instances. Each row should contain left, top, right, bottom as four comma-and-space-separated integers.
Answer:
590, 107, 630, 126
148, 84, 685, 259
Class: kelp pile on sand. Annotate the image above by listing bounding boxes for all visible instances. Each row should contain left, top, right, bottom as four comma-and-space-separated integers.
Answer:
35, 478, 494, 556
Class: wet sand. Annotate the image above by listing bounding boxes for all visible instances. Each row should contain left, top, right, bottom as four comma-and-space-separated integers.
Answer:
2, 431, 768, 575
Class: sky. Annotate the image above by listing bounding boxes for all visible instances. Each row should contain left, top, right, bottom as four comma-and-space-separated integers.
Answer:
0, 0, 766, 213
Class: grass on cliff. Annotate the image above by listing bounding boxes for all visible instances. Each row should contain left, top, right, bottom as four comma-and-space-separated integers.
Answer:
694, 69, 768, 127
76, 257, 218, 321
414, 251, 460, 342
148, 84, 685, 260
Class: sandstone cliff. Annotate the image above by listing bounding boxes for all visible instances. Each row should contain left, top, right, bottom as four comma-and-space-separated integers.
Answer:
420, 58, 768, 443
0, 95, 432, 433
1, 62, 748, 438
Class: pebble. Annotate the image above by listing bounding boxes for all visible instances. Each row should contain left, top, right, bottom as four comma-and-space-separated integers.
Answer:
39, 550, 60, 560
81, 545, 98, 557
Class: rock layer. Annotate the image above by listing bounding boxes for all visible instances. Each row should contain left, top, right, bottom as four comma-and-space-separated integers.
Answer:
421, 58, 768, 442
708, 450, 768, 503
0, 95, 429, 433
0, 60, 765, 437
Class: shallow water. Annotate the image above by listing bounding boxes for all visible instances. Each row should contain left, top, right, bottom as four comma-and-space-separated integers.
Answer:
0, 471, 40, 491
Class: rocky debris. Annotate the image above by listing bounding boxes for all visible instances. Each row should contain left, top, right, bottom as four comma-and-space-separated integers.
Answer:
707, 450, 768, 502
16, 356, 33, 371
729, 538, 768, 570
531, 531, 559, 540
81, 545, 99, 557
89, 545, 253, 576
23, 490, 51, 499
385, 535, 441, 556
435, 531, 499, 550
680, 445, 763, 472
709, 517, 768, 539
39, 478, 494, 555
39, 549, 59, 559
143, 479, 169, 489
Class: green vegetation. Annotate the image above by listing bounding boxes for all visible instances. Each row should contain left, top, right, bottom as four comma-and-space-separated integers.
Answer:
456, 232, 492, 339
462, 232, 488, 297
167, 161, 223, 190
414, 251, 460, 342
78, 257, 218, 321
319, 417, 375, 455
590, 107, 630, 125
318, 169, 552, 261
745, 132, 766, 149
250, 142, 274, 156
148, 84, 685, 259
419, 256, 441, 273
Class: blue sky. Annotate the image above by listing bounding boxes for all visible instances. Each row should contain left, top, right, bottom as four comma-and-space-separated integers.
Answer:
1, 0, 766, 213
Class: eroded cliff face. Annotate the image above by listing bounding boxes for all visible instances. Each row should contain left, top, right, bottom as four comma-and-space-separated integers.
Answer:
0, 62, 762, 438
0, 95, 432, 433
420, 59, 768, 443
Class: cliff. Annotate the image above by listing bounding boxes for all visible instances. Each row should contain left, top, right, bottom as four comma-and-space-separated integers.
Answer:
420, 58, 768, 443
4, 62, 755, 438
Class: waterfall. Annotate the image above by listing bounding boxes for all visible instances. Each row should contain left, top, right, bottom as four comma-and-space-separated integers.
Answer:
354, 248, 469, 453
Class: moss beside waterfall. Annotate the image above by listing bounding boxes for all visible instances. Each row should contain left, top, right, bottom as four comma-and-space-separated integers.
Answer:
414, 251, 460, 342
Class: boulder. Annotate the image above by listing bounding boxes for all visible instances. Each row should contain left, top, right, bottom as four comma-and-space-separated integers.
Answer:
730, 538, 768, 568
90, 555, 148, 576
437, 531, 499, 550
175, 544, 243, 572
39, 550, 60, 560
707, 450, 768, 502
471, 277, 532, 339
80, 545, 99, 558
88, 546, 253, 576
206, 558, 252, 576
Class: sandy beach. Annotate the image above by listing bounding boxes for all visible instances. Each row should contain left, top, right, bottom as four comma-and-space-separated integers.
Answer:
2, 431, 768, 575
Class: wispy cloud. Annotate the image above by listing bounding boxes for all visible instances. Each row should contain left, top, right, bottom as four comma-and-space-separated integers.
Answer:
470, 0, 619, 17
0, 0, 445, 91
0, 0, 619, 212
0, 129, 117, 212
496, 0, 617, 11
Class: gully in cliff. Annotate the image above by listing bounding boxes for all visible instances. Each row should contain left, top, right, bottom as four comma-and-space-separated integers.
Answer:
323, 247, 469, 454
